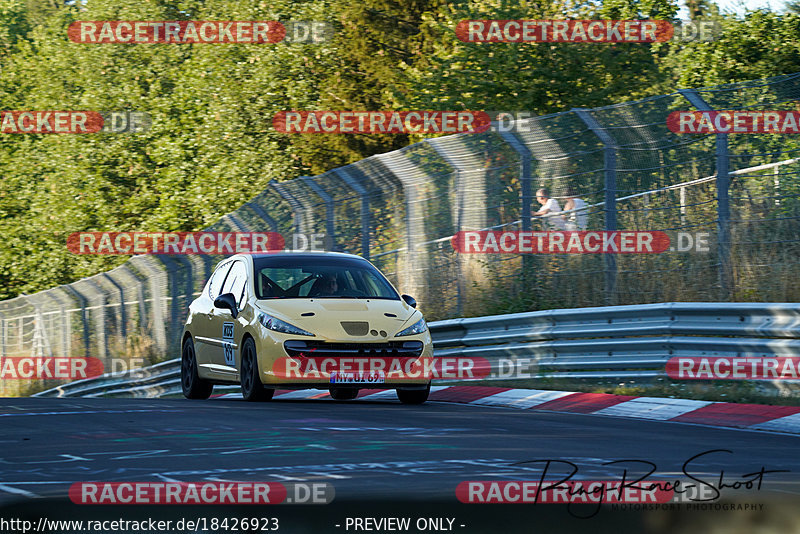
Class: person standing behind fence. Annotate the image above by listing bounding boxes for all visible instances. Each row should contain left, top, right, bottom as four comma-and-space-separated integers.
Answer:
562, 188, 588, 231
533, 188, 566, 230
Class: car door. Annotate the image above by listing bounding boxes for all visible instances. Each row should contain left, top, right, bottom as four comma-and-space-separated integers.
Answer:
209, 260, 248, 376
194, 260, 233, 370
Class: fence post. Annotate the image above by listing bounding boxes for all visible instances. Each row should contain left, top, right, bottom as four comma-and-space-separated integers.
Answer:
244, 201, 279, 233
334, 167, 371, 260
498, 130, 533, 233
498, 128, 535, 293
117, 264, 147, 333
423, 141, 462, 316
53, 289, 72, 358
223, 212, 249, 232
183, 255, 214, 299
101, 273, 127, 339
152, 255, 182, 352
574, 109, 618, 305
39, 290, 68, 358
680, 186, 687, 226
679, 88, 733, 300
130, 257, 168, 353
63, 285, 91, 358
302, 176, 337, 251
271, 180, 311, 238
373, 151, 428, 302
84, 280, 108, 361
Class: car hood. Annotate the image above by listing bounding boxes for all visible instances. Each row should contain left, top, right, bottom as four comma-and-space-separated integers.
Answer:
254, 298, 420, 340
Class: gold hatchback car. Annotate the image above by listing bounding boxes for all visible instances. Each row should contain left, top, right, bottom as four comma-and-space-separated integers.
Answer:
180, 252, 433, 404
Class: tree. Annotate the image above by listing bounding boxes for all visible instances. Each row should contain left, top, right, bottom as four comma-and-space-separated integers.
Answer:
397, 0, 679, 118
0, 0, 30, 53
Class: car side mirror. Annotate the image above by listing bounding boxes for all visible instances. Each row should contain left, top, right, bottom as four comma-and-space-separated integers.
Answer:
401, 294, 417, 309
214, 292, 239, 319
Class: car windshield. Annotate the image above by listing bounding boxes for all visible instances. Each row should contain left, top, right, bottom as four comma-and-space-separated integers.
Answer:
252, 256, 400, 300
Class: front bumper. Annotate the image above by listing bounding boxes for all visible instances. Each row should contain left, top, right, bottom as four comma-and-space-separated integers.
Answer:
257, 330, 434, 387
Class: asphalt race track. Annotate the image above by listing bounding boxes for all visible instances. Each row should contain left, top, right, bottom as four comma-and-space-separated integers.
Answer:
1, 396, 799, 533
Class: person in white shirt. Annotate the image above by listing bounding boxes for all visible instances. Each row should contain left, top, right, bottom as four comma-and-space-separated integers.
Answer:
533, 188, 566, 230
562, 188, 588, 231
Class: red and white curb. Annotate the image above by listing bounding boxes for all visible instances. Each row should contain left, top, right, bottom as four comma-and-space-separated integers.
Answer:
213, 386, 800, 435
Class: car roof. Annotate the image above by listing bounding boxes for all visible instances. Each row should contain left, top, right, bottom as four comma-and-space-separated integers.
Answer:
240, 251, 368, 261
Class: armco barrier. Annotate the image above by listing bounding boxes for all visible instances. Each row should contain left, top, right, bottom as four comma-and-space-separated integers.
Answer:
34, 302, 800, 397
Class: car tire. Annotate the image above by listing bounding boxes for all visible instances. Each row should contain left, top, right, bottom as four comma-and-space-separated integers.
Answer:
240, 337, 273, 402
181, 337, 213, 400
396, 384, 430, 405
329, 387, 358, 401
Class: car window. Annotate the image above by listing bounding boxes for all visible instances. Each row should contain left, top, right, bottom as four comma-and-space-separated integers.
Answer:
207, 261, 232, 300
253, 256, 399, 300
358, 270, 389, 296
221, 261, 248, 308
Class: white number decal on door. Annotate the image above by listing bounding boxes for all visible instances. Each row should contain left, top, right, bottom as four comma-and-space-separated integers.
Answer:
222, 322, 235, 366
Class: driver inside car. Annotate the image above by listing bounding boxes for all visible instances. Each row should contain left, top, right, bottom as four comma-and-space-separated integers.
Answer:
311, 273, 340, 296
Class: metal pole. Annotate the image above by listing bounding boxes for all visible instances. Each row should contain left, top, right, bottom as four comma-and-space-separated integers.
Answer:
774, 166, 780, 207
41, 290, 69, 358
270, 181, 305, 237
101, 273, 127, 339
679, 88, 732, 300
302, 176, 337, 251
498, 128, 535, 294
244, 201, 279, 233
574, 109, 618, 305
680, 186, 687, 226
64, 285, 91, 358
498, 129, 533, 232
423, 141, 466, 317
85, 280, 108, 361
130, 256, 168, 353
152, 255, 182, 352
334, 167, 371, 259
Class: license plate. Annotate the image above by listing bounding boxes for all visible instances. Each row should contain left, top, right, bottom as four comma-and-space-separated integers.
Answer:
329, 371, 386, 384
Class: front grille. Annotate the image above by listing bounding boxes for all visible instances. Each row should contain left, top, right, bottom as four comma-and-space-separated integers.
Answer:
340, 321, 369, 336
284, 340, 424, 358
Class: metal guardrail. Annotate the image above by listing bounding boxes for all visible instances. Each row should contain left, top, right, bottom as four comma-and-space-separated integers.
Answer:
34, 302, 800, 397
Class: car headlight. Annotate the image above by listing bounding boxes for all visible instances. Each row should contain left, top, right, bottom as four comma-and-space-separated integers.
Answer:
395, 317, 427, 337
258, 312, 314, 336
